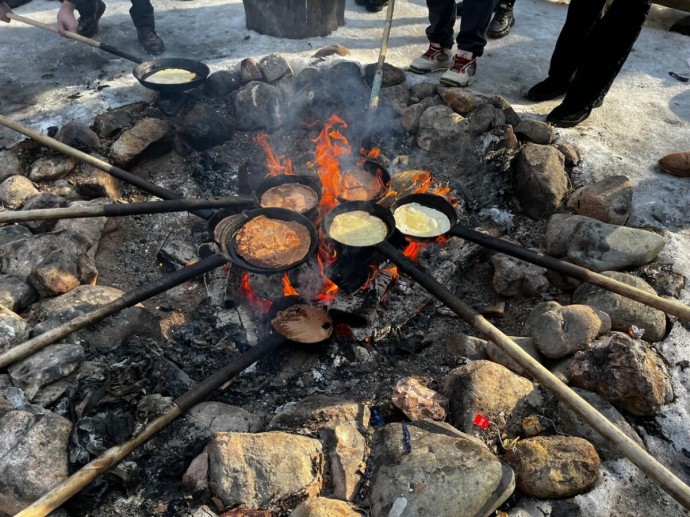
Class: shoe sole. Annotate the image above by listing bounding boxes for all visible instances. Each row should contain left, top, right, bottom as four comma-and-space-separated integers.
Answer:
439, 76, 474, 87
409, 63, 451, 74
487, 16, 515, 39
658, 164, 690, 177
524, 88, 567, 102
546, 112, 590, 128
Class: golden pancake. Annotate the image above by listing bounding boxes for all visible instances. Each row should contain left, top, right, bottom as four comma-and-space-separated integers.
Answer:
329, 210, 388, 247
260, 183, 318, 214
235, 215, 311, 269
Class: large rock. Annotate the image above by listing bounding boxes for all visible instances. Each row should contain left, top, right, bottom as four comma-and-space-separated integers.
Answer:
569, 332, 672, 416
30, 284, 161, 349
491, 248, 550, 297
19, 193, 70, 234
542, 214, 593, 257
177, 103, 233, 150
556, 387, 644, 460
8, 343, 84, 400
259, 54, 294, 83
485, 336, 543, 377
416, 106, 470, 153
180, 401, 263, 449
0, 175, 39, 209
524, 302, 611, 359
0, 150, 23, 182
0, 225, 32, 248
391, 376, 448, 421
513, 143, 568, 219
29, 155, 77, 182
369, 420, 515, 517
53, 199, 117, 244
566, 220, 665, 271
380, 84, 411, 114
208, 431, 323, 509
513, 119, 553, 144
443, 333, 489, 360
55, 121, 100, 151
0, 274, 36, 312
440, 87, 477, 114
469, 103, 505, 134
67, 158, 121, 200
110, 117, 170, 166
364, 62, 406, 87
504, 436, 600, 498
93, 102, 148, 138
0, 305, 28, 353
319, 422, 367, 500
234, 81, 283, 130
0, 410, 72, 515
269, 395, 370, 434
444, 360, 534, 433
567, 175, 633, 225
290, 497, 361, 516
401, 103, 426, 134
204, 70, 243, 98
572, 272, 667, 342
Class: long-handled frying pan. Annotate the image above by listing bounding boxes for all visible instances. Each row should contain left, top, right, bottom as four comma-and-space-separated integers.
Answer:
6, 13, 209, 93
321, 200, 690, 511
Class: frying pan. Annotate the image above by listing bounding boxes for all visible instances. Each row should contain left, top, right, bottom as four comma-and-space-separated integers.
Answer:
15, 296, 334, 516
216, 207, 319, 275
336, 160, 392, 203
6, 13, 209, 93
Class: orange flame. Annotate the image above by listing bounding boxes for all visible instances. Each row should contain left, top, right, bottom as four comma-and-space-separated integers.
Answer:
282, 273, 299, 297
240, 272, 272, 313
255, 133, 294, 176
311, 115, 352, 217
402, 237, 428, 263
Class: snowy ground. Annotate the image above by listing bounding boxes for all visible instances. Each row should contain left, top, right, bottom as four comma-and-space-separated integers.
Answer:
2, 0, 690, 512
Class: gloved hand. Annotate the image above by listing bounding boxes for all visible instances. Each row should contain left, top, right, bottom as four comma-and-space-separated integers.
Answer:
57, 0, 78, 35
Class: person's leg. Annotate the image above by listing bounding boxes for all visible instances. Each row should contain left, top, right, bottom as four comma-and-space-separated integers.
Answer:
439, 0, 496, 86
130, 0, 165, 54
526, 0, 606, 101
487, 0, 516, 39
74, 0, 105, 38
410, 0, 455, 73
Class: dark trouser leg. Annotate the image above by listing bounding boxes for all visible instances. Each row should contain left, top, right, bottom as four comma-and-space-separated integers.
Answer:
562, 0, 652, 110
456, 0, 498, 56
548, 0, 607, 83
130, 0, 155, 30
73, 0, 98, 18
426, 0, 456, 49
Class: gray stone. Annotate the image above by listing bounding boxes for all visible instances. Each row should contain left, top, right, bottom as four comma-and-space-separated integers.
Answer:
487, 95, 522, 126
319, 422, 367, 500
39, 180, 78, 202
524, 302, 610, 359
401, 103, 426, 134
504, 436, 600, 498
208, 431, 323, 508
380, 84, 410, 114
364, 62, 406, 87
444, 333, 489, 360
502, 124, 519, 150
29, 155, 77, 182
93, 102, 148, 138
0, 150, 23, 182
409, 82, 437, 100
110, 117, 170, 166
180, 401, 263, 448
68, 159, 121, 200
0, 274, 36, 312
259, 54, 293, 83
567, 175, 633, 225
270, 395, 370, 434
513, 143, 568, 219
55, 121, 100, 151
54, 199, 118, 244
19, 193, 70, 234
28, 248, 82, 297
441, 87, 477, 114
290, 497, 361, 516
31, 284, 161, 349
177, 103, 233, 151
417, 105, 470, 153
546, 264, 583, 292
0, 225, 32, 248
203, 70, 243, 97
485, 336, 543, 377
567, 220, 666, 272
598, 266, 660, 322
469, 103, 505, 134
514, 119, 554, 145
391, 376, 448, 421
569, 332, 673, 416
240, 57, 263, 83
0, 410, 72, 515
0, 305, 28, 353
491, 249, 550, 297
369, 420, 515, 517
234, 81, 283, 130
0, 175, 39, 209
182, 448, 209, 494
542, 214, 593, 257
444, 360, 533, 434
557, 387, 644, 460
312, 44, 352, 59
420, 95, 443, 109
555, 143, 581, 166
8, 343, 84, 400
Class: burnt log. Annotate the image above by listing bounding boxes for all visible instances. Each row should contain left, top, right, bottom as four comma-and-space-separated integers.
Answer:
242, 0, 346, 39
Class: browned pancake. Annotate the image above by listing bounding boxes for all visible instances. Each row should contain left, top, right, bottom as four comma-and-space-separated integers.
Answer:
339, 167, 383, 201
260, 183, 318, 213
235, 215, 311, 269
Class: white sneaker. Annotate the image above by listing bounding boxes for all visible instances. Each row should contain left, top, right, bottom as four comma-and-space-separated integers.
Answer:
440, 50, 477, 87
410, 43, 453, 74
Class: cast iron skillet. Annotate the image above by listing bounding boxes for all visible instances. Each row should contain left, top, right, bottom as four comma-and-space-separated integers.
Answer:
217, 207, 319, 275
267, 295, 334, 349
390, 193, 458, 242
336, 160, 392, 203
133, 58, 210, 93
322, 200, 396, 250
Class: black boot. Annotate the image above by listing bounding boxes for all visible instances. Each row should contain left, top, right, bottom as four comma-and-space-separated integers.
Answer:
365, 0, 388, 12
137, 27, 165, 55
77, 0, 106, 38
456, 1, 463, 16
488, 2, 515, 39
546, 102, 592, 128
525, 76, 569, 102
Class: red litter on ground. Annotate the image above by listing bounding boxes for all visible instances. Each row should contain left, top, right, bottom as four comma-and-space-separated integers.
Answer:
473, 413, 490, 430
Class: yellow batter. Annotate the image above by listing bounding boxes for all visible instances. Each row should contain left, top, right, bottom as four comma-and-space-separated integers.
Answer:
394, 202, 451, 238
146, 68, 197, 85
329, 210, 388, 247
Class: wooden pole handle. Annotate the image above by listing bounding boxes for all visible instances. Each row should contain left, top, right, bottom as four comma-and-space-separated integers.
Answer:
7, 12, 102, 48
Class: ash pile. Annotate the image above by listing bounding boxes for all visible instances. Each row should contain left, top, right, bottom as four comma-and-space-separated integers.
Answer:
0, 51, 689, 517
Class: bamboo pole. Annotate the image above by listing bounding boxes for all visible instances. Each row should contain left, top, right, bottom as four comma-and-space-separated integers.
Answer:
0, 197, 256, 224
15, 332, 286, 517
376, 240, 690, 511
0, 254, 228, 370
368, 0, 396, 112
449, 225, 690, 321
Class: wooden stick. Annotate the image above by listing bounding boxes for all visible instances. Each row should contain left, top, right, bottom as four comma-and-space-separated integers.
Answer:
15, 333, 286, 517
368, 0, 396, 112
377, 240, 690, 511
449, 225, 690, 322
0, 254, 228, 370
